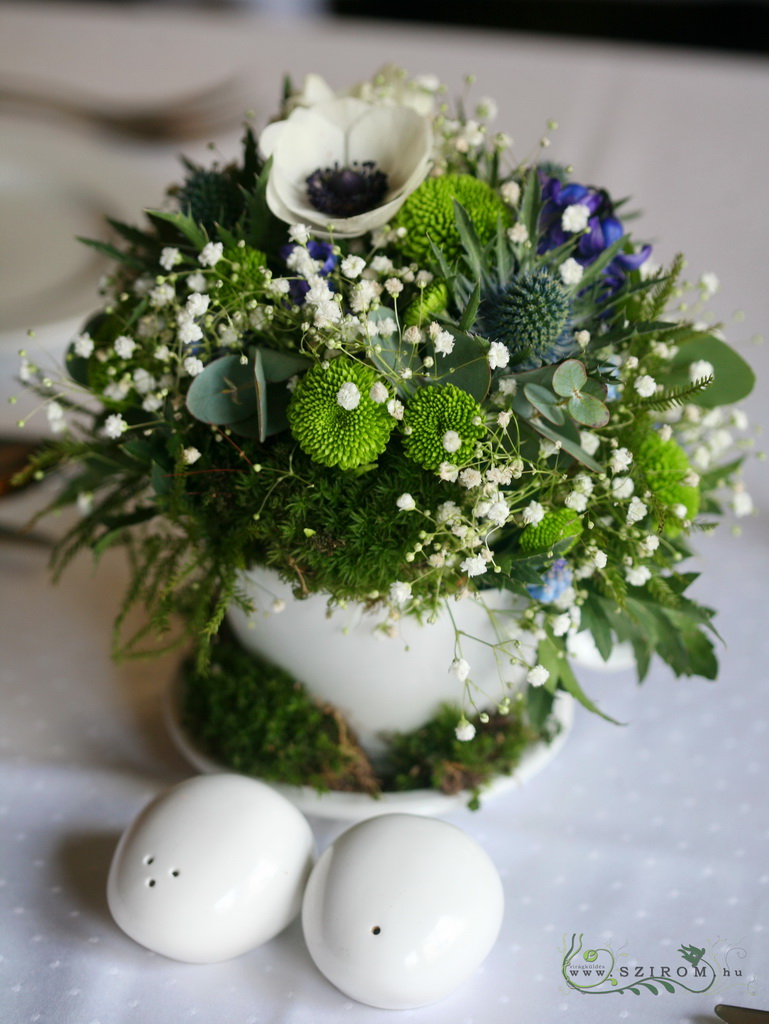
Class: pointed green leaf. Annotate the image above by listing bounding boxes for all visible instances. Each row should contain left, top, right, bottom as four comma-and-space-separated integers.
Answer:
495, 217, 513, 287
428, 238, 455, 280
518, 166, 541, 245
458, 280, 482, 332
144, 209, 208, 249
574, 234, 628, 290
76, 236, 145, 271
453, 200, 483, 278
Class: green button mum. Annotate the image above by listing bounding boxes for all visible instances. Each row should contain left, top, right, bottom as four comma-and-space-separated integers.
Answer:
519, 508, 583, 554
287, 357, 396, 471
402, 279, 449, 328
402, 383, 486, 470
392, 173, 511, 264
635, 431, 700, 531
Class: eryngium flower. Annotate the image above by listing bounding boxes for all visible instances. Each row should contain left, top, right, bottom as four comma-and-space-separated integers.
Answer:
481, 271, 572, 365
176, 167, 245, 233
402, 383, 485, 470
287, 357, 395, 470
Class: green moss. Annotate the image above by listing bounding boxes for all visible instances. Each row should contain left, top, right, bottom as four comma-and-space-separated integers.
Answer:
181, 630, 552, 809
179, 434, 458, 605
392, 173, 511, 264
384, 705, 547, 810
182, 631, 379, 793
519, 508, 583, 554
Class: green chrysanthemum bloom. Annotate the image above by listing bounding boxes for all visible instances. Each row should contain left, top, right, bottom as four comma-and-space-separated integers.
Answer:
287, 357, 395, 471
392, 174, 511, 264
402, 383, 486, 470
176, 167, 244, 233
481, 271, 571, 362
213, 245, 268, 310
635, 431, 700, 530
519, 508, 583, 554
403, 280, 450, 327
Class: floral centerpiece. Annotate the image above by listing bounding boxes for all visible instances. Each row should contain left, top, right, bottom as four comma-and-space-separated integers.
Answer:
18, 68, 756, 804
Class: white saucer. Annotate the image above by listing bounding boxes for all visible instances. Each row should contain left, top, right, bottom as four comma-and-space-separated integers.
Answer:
0, 115, 158, 338
164, 679, 574, 821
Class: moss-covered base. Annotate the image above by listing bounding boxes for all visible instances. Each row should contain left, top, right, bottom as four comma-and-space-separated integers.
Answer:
181, 630, 559, 810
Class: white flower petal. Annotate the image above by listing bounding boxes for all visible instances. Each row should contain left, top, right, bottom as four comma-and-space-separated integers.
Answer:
259, 98, 432, 239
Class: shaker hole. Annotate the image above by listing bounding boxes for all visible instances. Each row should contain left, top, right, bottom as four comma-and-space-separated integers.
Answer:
143, 855, 154, 865
147, 879, 156, 888
171, 870, 180, 878
371, 926, 381, 935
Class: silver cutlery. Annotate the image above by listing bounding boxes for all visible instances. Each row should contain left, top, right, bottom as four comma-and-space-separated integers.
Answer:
716, 1005, 769, 1024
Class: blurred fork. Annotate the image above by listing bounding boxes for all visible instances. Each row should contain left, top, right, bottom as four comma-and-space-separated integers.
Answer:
0, 77, 248, 142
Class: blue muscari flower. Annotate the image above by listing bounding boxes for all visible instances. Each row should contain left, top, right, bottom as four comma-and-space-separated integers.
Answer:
279, 240, 337, 303
527, 558, 573, 603
538, 175, 652, 293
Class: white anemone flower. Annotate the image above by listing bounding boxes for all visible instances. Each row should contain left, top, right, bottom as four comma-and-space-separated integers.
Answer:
259, 97, 433, 239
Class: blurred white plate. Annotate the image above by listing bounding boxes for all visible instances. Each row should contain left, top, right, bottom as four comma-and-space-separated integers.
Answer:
0, 115, 158, 339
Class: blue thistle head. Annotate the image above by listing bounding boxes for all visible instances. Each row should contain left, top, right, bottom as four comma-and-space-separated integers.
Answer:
481, 271, 573, 366
176, 167, 243, 232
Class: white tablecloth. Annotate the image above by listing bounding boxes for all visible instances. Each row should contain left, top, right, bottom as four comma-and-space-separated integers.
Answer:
1, 5, 768, 1022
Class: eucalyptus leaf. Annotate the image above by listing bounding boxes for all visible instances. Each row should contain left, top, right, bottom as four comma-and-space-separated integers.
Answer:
259, 348, 311, 382
567, 393, 610, 427
524, 383, 566, 424
668, 334, 755, 407
530, 418, 603, 471
367, 309, 420, 394
185, 354, 258, 425
248, 354, 300, 440
253, 347, 268, 442
430, 328, 490, 402
552, 359, 587, 396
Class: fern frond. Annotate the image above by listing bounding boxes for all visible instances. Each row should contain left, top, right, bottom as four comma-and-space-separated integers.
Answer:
632, 376, 713, 411
642, 253, 685, 319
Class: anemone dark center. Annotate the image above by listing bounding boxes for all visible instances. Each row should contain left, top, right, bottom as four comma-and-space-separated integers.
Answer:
306, 162, 388, 218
